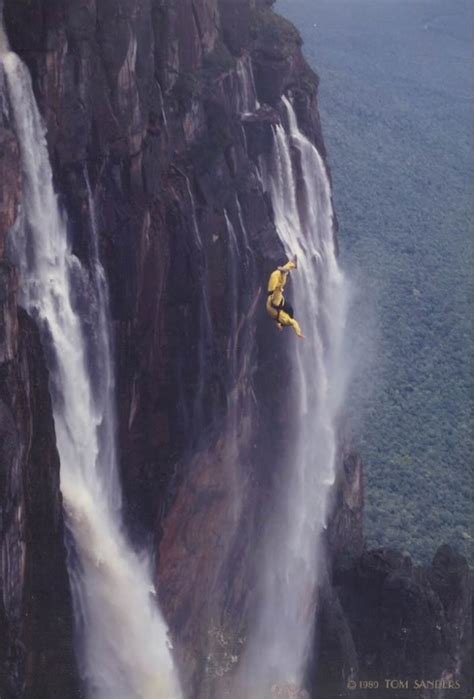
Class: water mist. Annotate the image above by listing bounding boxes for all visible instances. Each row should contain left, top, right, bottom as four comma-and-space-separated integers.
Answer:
234, 95, 349, 697
1, 38, 182, 699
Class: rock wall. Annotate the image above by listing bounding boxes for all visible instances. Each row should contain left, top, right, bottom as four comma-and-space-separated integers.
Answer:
2, 0, 324, 694
0, 67, 79, 699
1, 1, 471, 698
315, 546, 472, 699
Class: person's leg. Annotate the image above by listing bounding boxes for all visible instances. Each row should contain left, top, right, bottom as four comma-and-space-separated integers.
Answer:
266, 296, 280, 320
278, 310, 304, 337
282, 300, 294, 318
289, 317, 303, 337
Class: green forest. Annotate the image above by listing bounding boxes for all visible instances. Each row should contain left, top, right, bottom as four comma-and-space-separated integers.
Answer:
277, 0, 473, 564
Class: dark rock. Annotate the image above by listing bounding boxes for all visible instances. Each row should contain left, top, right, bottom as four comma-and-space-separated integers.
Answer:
315, 547, 472, 698
3, 2, 468, 698
0, 75, 21, 256
0, 67, 80, 698
327, 447, 364, 572
242, 105, 280, 161
0, 311, 81, 699
219, 0, 254, 55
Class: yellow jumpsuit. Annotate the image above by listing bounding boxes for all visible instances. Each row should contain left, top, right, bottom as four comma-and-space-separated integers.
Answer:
266, 260, 303, 337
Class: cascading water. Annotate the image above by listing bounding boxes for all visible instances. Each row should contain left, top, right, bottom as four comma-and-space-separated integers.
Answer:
1, 40, 182, 699
235, 55, 260, 115
234, 96, 349, 696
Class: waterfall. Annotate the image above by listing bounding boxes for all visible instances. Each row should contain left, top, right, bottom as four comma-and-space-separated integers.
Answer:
234, 96, 349, 696
1, 46, 182, 699
235, 54, 260, 115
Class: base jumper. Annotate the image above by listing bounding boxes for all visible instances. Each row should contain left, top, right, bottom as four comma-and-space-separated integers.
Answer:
266, 257, 304, 338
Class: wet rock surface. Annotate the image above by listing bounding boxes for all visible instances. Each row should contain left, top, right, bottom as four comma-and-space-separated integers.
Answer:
1, 0, 316, 693
0, 83, 79, 697
0, 1, 471, 697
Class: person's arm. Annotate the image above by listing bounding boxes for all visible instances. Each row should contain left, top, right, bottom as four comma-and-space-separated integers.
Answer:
277, 255, 298, 273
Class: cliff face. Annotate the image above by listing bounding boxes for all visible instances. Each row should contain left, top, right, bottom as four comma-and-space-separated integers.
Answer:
315, 545, 472, 699
1, 1, 471, 698
2, 0, 323, 694
0, 70, 79, 699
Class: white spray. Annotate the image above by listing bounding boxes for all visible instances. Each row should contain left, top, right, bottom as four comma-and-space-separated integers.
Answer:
234, 96, 349, 696
1, 44, 182, 699
236, 54, 260, 115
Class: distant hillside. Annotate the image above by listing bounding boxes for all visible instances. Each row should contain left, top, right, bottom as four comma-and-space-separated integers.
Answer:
277, 0, 474, 563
